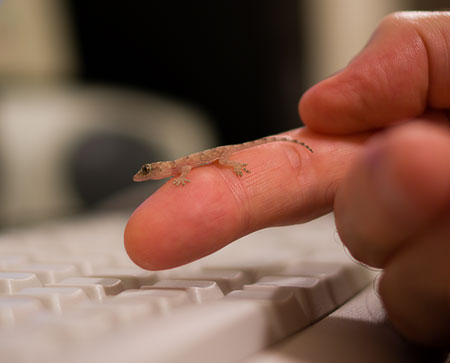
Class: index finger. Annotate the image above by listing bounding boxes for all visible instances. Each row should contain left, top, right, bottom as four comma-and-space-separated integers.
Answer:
299, 12, 450, 134
124, 128, 370, 270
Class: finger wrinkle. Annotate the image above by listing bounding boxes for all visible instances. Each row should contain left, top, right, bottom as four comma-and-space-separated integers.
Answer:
281, 141, 307, 188
234, 143, 308, 229
216, 165, 252, 237
411, 25, 433, 106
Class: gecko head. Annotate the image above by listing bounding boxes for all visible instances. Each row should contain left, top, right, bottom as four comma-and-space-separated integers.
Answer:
133, 163, 153, 182
133, 162, 169, 182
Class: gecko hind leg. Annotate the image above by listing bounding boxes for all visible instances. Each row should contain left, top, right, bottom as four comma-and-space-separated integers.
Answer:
219, 157, 251, 177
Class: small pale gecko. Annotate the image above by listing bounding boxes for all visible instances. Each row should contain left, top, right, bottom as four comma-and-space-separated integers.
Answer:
133, 136, 313, 186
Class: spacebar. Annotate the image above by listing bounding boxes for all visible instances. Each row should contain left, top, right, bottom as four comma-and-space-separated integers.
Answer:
65, 295, 307, 363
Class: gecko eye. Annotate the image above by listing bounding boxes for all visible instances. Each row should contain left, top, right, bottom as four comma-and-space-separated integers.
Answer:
141, 164, 151, 174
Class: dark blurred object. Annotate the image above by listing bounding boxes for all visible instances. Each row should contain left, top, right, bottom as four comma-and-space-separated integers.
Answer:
411, 0, 450, 9
68, 1, 304, 143
0, 85, 214, 226
68, 132, 159, 207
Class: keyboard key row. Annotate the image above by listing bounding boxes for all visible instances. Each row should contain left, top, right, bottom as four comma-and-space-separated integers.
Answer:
0, 273, 349, 330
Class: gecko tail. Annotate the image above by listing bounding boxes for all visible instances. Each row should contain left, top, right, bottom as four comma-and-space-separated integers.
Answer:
231, 135, 313, 154
263, 136, 314, 153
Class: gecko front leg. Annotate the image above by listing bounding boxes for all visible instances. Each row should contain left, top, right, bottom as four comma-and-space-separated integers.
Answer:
218, 155, 251, 177
172, 165, 192, 186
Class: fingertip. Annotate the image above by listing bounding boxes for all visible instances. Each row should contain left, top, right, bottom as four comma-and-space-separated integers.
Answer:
299, 74, 358, 134
124, 195, 171, 270
124, 170, 245, 270
124, 203, 154, 270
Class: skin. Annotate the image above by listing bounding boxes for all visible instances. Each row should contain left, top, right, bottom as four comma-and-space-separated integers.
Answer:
125, 11, 450, 348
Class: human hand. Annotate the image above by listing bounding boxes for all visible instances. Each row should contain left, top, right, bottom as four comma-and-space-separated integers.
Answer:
299, 12, 450, 347
125, 10, 449, 349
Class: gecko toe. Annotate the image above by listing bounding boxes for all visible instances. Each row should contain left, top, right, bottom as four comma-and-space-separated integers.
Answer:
173, 177, 190, 186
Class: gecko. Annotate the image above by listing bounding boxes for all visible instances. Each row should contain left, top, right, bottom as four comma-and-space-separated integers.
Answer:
133, 136, 313, 186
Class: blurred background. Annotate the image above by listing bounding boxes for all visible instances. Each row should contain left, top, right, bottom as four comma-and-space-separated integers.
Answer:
0, 0, 447, 227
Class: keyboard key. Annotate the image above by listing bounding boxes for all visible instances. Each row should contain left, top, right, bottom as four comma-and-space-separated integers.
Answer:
142, 280, 224, 303
116, 289, 191, 314
2, 264, 79, 284
0, 272, 42, 294
244, 275, 335, 322
88, 267, 157, 289
0, 296, 44, 327
167, 269, 253, 293
203, 262, 285, 281
46, 277, 125, 301
280, 261, 372, 305
225, 288, 309, 338
17, 287, 90, 312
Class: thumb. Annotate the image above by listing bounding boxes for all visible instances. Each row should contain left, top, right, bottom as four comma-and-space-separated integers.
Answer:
300, 12, 450, 134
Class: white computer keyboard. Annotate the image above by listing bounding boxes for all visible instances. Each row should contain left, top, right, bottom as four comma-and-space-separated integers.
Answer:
0, 213, 444, 363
